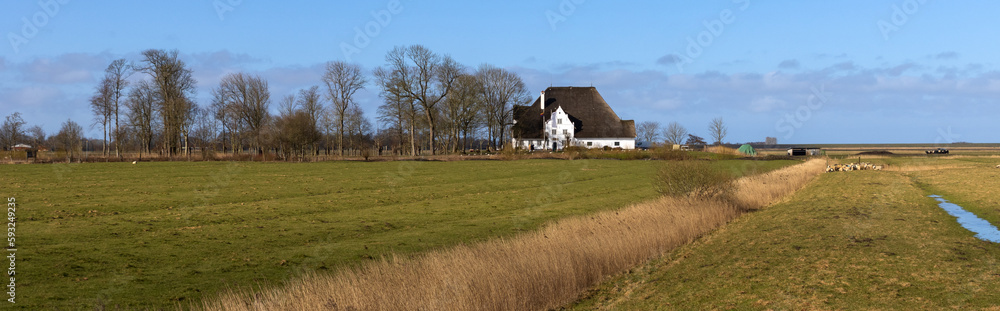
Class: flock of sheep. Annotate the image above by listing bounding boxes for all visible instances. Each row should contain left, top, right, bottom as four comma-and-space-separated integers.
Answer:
826, 162, 884, 172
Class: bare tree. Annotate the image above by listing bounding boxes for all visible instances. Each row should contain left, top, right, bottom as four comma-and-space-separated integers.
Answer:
345, 104, 372, 154
127, 80, 158, 158
443, 74, 482, 153
55, 119, 83, 161
375, 87, 416, 155
212, 91, 244, 154
103, 59, 133, 158
90, 79, 113, 156
277, 94, 297, 118
709, 117, 728, 145
476, 64, 528, 150
140, 49, 197, 156
297, 86, 324, 124
0, 112, 27, 150
26, 125, 45, 149
190, 106, 218, 156
275, 110, 321, 160
212, 72, 271, 157
379, 45, 461, 155
323, 61, 366, 156
374, 66, 419, 155
662, 121, 688, 145
636, 121, 661, 145
296, 86, 324, 155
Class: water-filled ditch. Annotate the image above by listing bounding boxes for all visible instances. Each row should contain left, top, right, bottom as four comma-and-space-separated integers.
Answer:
929, 195, 1000, 243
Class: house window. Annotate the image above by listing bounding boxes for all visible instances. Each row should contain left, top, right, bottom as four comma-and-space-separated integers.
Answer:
614, 142, 620, 146
557, 118, 562, 124
551, 129, 556, 135
562, 129, 568, 135
587, 142, 593, 147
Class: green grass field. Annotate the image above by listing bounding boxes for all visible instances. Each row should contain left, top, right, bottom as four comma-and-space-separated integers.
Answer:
569, 156, 1000, 310
3, 158, 795, 310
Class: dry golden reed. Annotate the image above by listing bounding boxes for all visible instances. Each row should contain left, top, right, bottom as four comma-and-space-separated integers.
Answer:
198, 159, 825, 311
703, 145, 741, 156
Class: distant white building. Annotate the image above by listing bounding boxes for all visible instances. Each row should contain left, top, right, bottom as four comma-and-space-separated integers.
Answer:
511, 87, 636, 150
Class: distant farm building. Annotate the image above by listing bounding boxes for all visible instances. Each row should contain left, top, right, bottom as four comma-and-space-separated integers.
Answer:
787, 148, 822, 156
511, 87, 636, 150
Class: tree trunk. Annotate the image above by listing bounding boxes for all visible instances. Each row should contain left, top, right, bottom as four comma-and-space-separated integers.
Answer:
409, 122, 416, 156
425, 110, 436, 155
339, 121, 345, 157
114, 105, 120, 159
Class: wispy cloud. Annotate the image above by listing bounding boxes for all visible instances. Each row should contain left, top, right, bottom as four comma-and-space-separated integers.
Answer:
656, 54, 683, 65
17, 53, 108, 84
749, 96, 787, 112
885, 62, 917, 76
933, 51, 959, 60
778, 59, 800, 69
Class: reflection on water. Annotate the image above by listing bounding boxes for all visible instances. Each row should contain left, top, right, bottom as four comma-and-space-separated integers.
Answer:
929, 195, 1000, 243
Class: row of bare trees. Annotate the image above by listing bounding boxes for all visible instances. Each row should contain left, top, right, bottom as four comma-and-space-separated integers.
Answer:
635, 117, 730, 146
373, 45, 530, 155
79, 48, 372, 160
9, 46, 532, 161
88, 49, 198, 159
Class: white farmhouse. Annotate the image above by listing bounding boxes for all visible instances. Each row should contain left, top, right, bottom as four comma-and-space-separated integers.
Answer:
511, 87, 636, 150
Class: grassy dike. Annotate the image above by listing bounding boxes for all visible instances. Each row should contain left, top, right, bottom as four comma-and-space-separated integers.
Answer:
570, 168, 1000, 310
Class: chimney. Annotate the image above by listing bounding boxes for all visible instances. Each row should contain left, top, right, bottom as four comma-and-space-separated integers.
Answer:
540, 91, 546, 143
540, 91, 545, 112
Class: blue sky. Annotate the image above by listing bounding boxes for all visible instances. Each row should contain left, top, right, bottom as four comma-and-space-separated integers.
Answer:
1, 0, 997, 144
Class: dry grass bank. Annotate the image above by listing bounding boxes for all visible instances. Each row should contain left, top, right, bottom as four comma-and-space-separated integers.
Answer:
198, 159, 825, 311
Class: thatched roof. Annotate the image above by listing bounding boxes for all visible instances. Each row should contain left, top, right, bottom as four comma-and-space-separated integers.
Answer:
512, 87, 636, 139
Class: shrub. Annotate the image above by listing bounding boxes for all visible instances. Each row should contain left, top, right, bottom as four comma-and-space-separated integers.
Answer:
653, 148, 690, 161
563, 146, 589, 160
499, 147, 526, 161
655, 160, 736, 201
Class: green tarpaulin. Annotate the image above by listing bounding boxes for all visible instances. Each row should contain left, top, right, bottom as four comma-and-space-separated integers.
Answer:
737, 144, 757, 156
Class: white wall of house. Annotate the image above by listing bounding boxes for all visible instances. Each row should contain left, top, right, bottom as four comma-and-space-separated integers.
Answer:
513, 137, 635, 150
514, 139, 546, 150
573, 138, 635, 150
